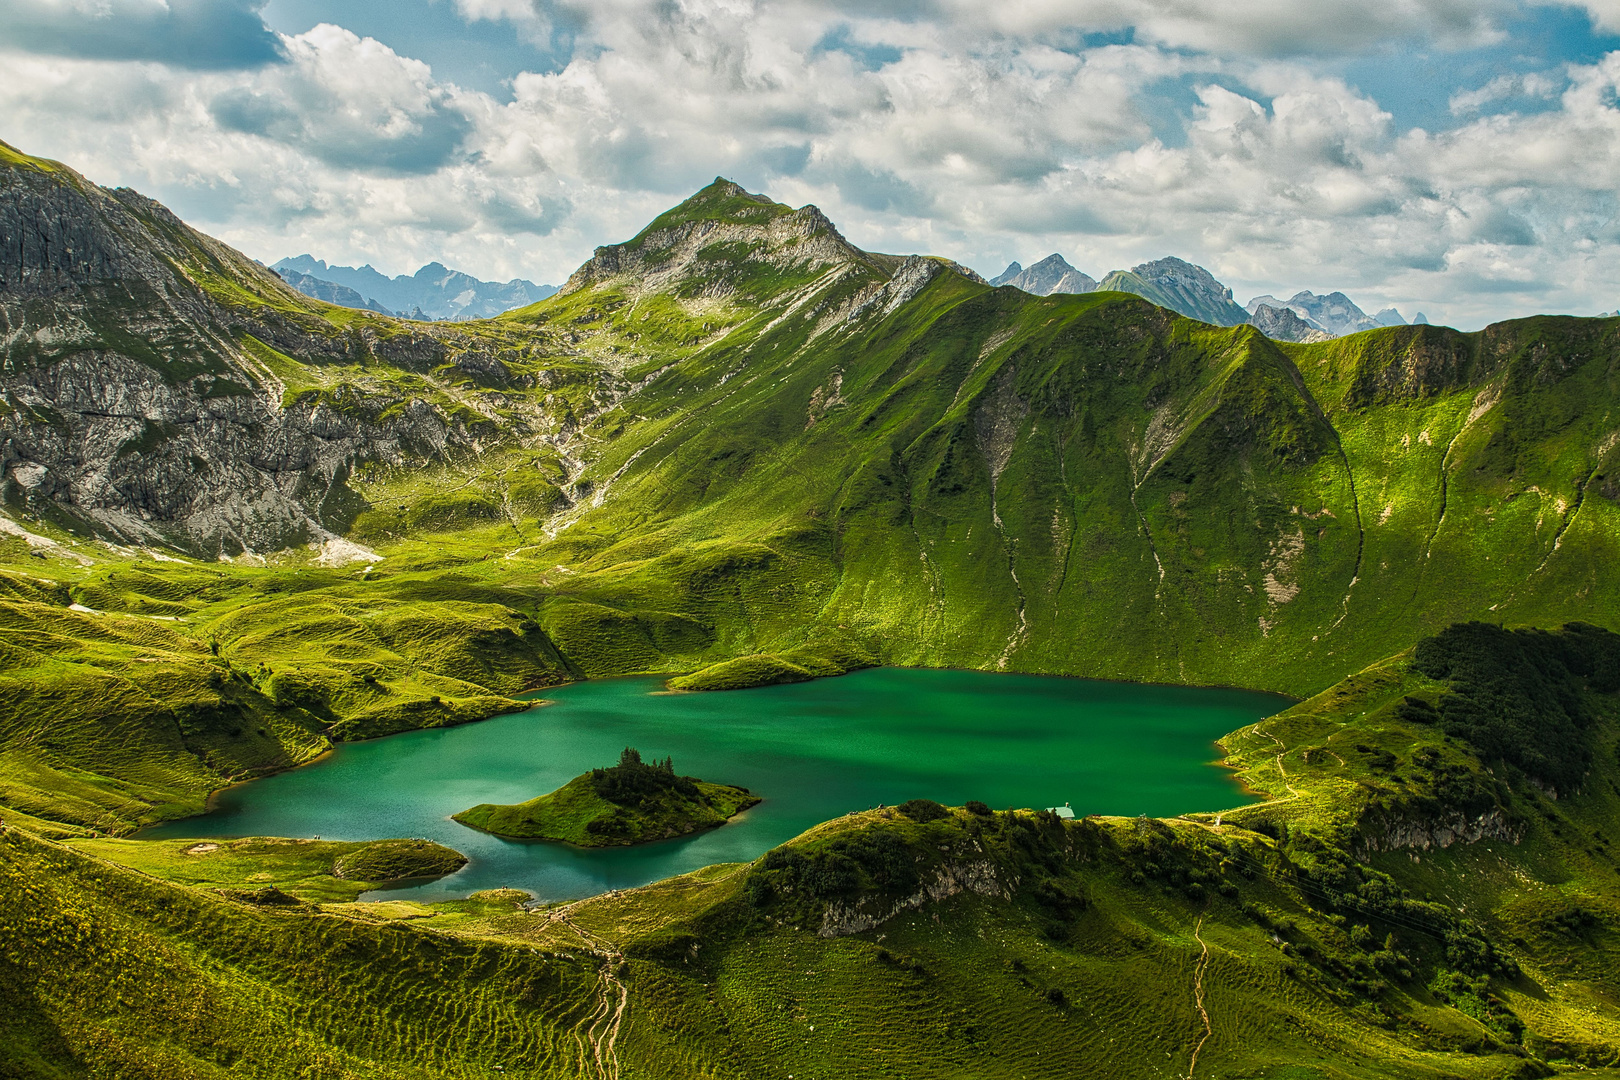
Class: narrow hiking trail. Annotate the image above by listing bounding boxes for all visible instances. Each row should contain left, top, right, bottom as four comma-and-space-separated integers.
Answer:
547, 905, 629, 1080
542, 869, 756, 1078
1252, 723, 1301, 797
1187, 915, 1212, 1080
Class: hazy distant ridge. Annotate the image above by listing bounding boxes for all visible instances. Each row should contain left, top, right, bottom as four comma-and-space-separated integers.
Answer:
273, 255, 556, 321
994, 253, 1425, 341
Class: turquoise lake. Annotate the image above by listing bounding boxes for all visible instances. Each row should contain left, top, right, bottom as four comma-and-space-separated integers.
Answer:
142, 668, 1289, 902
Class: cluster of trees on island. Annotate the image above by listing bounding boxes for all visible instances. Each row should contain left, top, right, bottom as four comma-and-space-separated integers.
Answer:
584, 748, 710, 839
590, 747, 699, 806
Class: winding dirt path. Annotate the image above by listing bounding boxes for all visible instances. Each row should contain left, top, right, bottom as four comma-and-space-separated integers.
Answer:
549, 908, 628, 1079
1251, 723, 1300, 797
1186, 916, 1213, 1080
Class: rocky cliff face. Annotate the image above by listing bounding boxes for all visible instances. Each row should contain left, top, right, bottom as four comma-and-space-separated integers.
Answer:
818, 859, 1010, 937
1249, 303, 1332, 343
1280, 291, 1378, 336
0, 145, 554, 556
991, 253, 1097, 296
1098, 257, 1251, 326
1359, 807, 1522, 852
559, 180, 885, 301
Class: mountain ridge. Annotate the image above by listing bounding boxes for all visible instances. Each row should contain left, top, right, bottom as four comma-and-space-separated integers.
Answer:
272, 254, 556, 320
991, 251, 1418, 342
4, 142, 1618, 701
5, 138, 1620, 1080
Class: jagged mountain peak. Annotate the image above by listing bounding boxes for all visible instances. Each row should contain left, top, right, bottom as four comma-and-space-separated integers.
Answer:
990, 260, 1022, 285
1284, 290, 1377, 336
559, 180, 882, 300
1247, 290, 1382, 338
1098, 256, 1250, 326
992, 253, 1097, 296
271, 255, 554, 320
1248, 303, 1332, 343
1130, 256, 1230, 296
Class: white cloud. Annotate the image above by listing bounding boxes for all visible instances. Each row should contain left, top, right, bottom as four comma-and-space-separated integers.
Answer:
4, 0, 1620, 325
1572, 0, 1620, 32
1450, 70, 1561, 114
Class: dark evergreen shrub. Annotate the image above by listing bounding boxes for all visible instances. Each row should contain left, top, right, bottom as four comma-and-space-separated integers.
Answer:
801, 852, 859, 897
831, 830, 918, 893
897, 798, 948, 822
1410, 621, 1620, 793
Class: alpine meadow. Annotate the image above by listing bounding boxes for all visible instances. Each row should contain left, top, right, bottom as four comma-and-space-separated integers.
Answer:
4, 130, 1620, 1080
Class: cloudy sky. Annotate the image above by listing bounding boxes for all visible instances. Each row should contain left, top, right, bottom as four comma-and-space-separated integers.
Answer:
5, 1, 1620, 327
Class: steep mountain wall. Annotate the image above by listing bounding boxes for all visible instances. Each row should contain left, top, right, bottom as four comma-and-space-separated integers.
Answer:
0, 145, 580, 555
5, 145, 1620, 705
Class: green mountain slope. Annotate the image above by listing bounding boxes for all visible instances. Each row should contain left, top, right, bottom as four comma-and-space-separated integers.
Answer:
6, 624, 1620, 1078
4, 145, 1620, 830
4, 142, 1620, 1078
508, 243, 1620, 695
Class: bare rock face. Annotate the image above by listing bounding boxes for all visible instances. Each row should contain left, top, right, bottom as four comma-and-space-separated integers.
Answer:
1360, 807, 1522, 852
992, 253, 1097, 296
817, 860, 1009, 937
0, 148, 515, 555
1249, 303, 1332, 343
1280, 291, 1378, 336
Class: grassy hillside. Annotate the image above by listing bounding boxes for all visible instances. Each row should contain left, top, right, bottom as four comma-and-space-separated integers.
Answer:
5, 623, 1620, 1078
4, 164, 1620, 836
454, 748, 760, 845
66, 835, 468, 902
5, 145, 1620, 1078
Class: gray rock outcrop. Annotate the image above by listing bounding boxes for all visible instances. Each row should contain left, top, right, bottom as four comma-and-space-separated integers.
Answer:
1248, 303, 1332, 343
992, 254, 1097, 296
0, 147, 555, 555
1360, 808, 1521, 852
818, 859, 1009, 937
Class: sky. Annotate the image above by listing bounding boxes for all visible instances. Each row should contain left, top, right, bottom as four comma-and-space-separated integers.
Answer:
5, 2, 1620, 328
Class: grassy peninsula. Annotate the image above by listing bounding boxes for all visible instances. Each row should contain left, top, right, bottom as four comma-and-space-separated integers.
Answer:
453, 748, 760, 845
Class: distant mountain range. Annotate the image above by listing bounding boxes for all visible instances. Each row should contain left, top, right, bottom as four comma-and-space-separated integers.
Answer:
271, 256, 556, 321
989, 254, 1096, 296
991, 253, 1426, 342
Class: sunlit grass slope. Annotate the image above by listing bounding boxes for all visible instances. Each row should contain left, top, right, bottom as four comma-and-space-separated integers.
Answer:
6, 162, 1620, 834
7, 623, 1620, 1077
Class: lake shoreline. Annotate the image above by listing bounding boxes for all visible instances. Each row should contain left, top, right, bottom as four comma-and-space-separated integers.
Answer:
137, 668, 1290, 904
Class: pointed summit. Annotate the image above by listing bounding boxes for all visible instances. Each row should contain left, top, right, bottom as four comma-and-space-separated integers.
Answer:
994, 254, 1096, 296
630, 178, 794, 243
990, 261, 1023, 286
557, 179, 877, 299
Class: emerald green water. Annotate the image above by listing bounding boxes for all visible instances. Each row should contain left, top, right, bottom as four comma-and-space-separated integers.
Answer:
143, 669, 1288, 902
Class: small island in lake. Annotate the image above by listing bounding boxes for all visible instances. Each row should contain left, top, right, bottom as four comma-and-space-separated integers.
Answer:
453, 748, 761, 846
